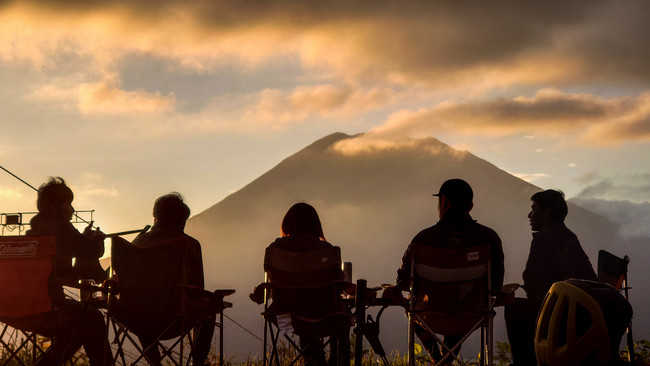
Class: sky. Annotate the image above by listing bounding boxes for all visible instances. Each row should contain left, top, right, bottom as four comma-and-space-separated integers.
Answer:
1, 0, 650, 237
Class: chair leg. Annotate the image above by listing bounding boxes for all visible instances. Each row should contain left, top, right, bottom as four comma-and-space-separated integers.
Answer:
407, 313, 415, 366
478, 326, 480, 366
487, 315, 493, 366
268, 327, 281, 366
627, 323, 635, 363
219, 312, 224, 366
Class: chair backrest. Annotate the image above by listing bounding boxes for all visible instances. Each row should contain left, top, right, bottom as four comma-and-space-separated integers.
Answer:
411, 243, 491, 315
0, 236, 55, 318
264, 246, 343, 319
597, 250, 629, 290
111, 236, 189, 324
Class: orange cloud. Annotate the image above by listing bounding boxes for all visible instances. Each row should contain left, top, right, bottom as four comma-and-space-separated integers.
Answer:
1, 0, 648, 91
0, 187, 25, 201
580, 92, 650, 146
335, 89, 650, 152
243, 85, 397, 126
78, 77, 175, 115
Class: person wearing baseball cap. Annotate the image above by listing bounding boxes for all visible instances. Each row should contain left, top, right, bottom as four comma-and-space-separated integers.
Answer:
396, 178, 505, 364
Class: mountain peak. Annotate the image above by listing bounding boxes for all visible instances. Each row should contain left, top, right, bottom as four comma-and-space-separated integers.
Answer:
185, 132, 626, 357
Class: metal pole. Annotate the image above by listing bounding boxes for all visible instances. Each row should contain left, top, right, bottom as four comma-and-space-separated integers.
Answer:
219, 311, 224, 366
263, 272, 269, 366
408, 260, 415, 366
354, 279, 367, 366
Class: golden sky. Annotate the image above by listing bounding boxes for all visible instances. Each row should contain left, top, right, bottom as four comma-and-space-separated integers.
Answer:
1, 0, 649, 233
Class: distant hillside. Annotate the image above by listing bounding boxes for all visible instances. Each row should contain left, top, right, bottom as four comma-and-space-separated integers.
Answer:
186, 132, 647, 358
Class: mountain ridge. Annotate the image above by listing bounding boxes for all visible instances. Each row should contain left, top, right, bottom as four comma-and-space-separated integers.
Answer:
186, 132, 646, 358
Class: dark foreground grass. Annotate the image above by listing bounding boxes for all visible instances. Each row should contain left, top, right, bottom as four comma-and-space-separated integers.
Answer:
211, 339, 650, 366
3, 335, 650, 365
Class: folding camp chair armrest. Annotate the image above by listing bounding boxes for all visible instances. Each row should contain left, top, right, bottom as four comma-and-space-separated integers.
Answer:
213, 289, 236, 297
178, 285, 234, 303
211, 289, 236, 311
179, 284, 213, 300
379, 284, 407, 307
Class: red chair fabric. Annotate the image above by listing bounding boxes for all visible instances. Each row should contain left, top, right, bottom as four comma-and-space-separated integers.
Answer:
0, 236, 55, 318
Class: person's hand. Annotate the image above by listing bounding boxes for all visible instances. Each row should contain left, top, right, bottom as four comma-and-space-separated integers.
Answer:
83, 221, 106, 240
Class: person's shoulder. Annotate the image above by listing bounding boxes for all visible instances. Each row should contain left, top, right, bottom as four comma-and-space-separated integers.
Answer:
411, 224, 439, 242
268, 235, 332, 252
472, 221, 501, 238
27, 214, 70, 236
175, 233, 201, 251
182, 232, 200, 244
267, 236, 288, 249
535, 222, 576, 241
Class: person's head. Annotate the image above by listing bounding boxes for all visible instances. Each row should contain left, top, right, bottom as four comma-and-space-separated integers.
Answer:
153, 192, 190, 231
37, 177, 74, 220
529, 189, 568, 231
433, 178, 474, 217
280, 202, 325, 240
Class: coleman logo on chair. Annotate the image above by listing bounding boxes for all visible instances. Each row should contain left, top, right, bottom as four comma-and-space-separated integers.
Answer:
467, 251, 480, 261
0, 241, 38, 258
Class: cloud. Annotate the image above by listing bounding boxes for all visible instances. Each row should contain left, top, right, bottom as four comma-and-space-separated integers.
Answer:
574, 170, 601, 185
3, 0, 650, 140
571, 197, 650, 239
580, 93, 650, 145
243, 85, 397, 126
510, 173, 551, 183
69, 172, 119, 209
332, 134, 468, 158
571, 171, 650, 239
78, 76, 176, 115
335, 89, 650, 151
26, 74, 176, 115
574, 172, 650, 204
1, 0, 649, 92
0, 187, 25, 201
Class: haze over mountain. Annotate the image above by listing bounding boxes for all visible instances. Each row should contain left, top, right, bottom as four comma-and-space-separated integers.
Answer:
186, 132, 649, 358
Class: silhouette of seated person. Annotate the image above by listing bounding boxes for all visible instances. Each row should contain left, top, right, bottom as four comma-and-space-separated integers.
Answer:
505, 190, 597, 366
396, 179, 505, 365
5, 177, 111, 366
264, 202, 346, 366
118, 193, 215, 366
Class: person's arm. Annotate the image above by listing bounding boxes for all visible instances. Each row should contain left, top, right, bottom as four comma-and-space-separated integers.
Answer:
396, 242, 413, 285
187, 238, 205, 289
63, 222, 105, 259
490, 232, 505, 291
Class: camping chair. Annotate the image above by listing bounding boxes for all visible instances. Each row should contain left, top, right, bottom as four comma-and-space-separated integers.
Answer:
107, 236, 234, 366
0, 236, 56, 366
0, 235, 96, 366
534, 279, 632, 366
252, 246, 352, 366
598, 250, 635, 363
405, 243, 495, 366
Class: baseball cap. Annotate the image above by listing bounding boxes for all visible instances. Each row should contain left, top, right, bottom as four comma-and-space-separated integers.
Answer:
433, 178, 473, 208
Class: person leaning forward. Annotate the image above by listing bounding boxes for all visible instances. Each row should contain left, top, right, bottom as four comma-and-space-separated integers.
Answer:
23, 177, 111, 366
396, 178, 505, 364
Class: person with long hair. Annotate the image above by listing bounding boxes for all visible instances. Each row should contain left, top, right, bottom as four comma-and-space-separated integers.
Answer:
265, 202, 343, 366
